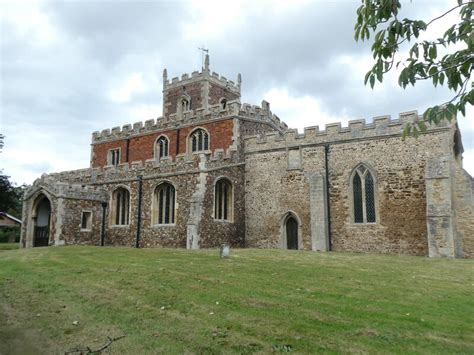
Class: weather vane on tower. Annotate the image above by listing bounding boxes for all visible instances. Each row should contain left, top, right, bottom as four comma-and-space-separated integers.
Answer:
198, 46, 209, 70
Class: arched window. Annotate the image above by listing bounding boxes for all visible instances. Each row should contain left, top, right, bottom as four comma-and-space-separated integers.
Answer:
190, 128, 209, 153
153, 183, 175, 225
111, 187, 130, 225
214, 178, 233, 221
352, 165, 376, 223
155, 135, 169, 160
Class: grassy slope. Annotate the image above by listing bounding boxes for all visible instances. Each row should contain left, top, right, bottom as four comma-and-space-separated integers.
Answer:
0, 247, 473, 354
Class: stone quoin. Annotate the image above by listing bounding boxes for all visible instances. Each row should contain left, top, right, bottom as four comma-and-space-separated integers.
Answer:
21, 55, 474, 258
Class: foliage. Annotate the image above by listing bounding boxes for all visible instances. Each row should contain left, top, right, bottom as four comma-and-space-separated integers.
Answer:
0, 228, 20, 243
0, 247, 473, 353
355, 0, 473, 136
0, 174, 26, 218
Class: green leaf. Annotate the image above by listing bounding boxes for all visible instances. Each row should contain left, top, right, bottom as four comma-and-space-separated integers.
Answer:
369, 74, 375, 88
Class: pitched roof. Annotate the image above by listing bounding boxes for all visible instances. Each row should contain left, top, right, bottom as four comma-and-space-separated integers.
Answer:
0, 212, 22, 225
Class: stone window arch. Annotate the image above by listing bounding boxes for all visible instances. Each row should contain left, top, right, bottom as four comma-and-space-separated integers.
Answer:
350, 164, 377, 224
155, 135, 169, 161
111, 187, 130, 226
153, 182, 176, 225
214, 177, 233, 221
189, 128, 209, 153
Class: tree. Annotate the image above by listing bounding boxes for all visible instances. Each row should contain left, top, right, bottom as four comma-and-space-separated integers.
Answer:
355, 0, 473, 136
0, 174, 25, 218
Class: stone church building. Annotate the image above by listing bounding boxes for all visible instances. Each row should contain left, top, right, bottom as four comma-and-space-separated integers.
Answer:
21, 56, 474, 258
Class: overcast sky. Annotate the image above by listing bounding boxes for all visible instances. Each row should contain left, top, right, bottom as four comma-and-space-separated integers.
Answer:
1, 0, 473, 185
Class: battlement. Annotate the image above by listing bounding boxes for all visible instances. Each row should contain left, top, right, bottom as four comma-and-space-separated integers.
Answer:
33, 147, 241, 188
163, 54, 241, 95
164, 69, 241, 95
244, 111, 452, 152
91, 100, 288, 144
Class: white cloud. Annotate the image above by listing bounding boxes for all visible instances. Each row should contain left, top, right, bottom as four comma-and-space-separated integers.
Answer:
1, 0, 472, 184
262, 87, 352, 133
127, 104, 162, 122
107, 73, 147, 104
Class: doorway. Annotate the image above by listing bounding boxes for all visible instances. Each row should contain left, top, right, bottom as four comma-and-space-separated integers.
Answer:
34, 197, 51, 247
286, 216, 298, 250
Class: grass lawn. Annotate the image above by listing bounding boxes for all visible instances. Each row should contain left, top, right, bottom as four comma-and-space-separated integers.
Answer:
0, 243, 20, 251
0, 247, 473, 354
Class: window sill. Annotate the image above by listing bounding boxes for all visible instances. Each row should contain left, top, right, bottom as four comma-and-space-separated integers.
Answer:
110, 225, 130, 228
214, 219, 234, 224
152, 224, 176, 228
80, 228, 92, 232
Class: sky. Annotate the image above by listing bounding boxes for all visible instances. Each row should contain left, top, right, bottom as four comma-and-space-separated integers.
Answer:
1, 0, 473, 185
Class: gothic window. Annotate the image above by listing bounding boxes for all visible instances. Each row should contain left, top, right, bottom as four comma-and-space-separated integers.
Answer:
352, 165, 376, 223
111, 187, 130, 225
190, 128, 209, 153
214, 178, 233, 221
153, 183, 175, 225
108, 148, 120, 166
155, 135, 169, 160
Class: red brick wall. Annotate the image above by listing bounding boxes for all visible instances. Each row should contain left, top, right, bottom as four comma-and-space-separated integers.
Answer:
91, 140, 128, 167
91, 119, 235, 168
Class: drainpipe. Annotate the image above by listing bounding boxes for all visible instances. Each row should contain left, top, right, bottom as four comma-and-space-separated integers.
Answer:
324, 144, 332, 251
135, 175, 143, 248
125, 138, 130, 162
100, 202, 107, 246
176, 128, 180, 156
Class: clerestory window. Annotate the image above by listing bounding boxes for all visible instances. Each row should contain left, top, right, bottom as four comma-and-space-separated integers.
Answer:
155, 135, 169, 161
190, 128, 209, 153
108, 148, 120, 166
352, 165, 376, 223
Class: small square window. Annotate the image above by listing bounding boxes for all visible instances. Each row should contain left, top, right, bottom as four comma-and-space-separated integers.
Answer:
81, 211, 92, 231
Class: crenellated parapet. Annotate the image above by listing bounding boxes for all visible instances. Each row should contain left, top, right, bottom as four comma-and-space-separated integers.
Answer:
164, 69, 241, 96
28, 147, 242, 189
91, 100, 288, 144
244, 111, 452, 153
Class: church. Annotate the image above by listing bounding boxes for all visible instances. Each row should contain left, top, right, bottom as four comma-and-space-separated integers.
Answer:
21, 56, 474, 258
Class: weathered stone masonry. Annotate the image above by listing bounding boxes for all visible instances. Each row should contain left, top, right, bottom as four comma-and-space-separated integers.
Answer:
21, 56, 473, 258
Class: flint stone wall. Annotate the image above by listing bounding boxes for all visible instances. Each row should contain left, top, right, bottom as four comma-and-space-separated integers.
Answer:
245, 120, 455, 256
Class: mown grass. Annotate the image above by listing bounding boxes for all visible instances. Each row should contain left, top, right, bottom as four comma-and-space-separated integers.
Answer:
0, 247, 473, 354
0, 243, 19, 251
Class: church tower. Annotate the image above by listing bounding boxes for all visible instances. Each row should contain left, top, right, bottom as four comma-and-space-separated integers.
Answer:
162, 54, 242, 120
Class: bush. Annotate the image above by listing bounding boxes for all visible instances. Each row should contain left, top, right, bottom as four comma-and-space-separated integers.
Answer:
0, 227, 20, 243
